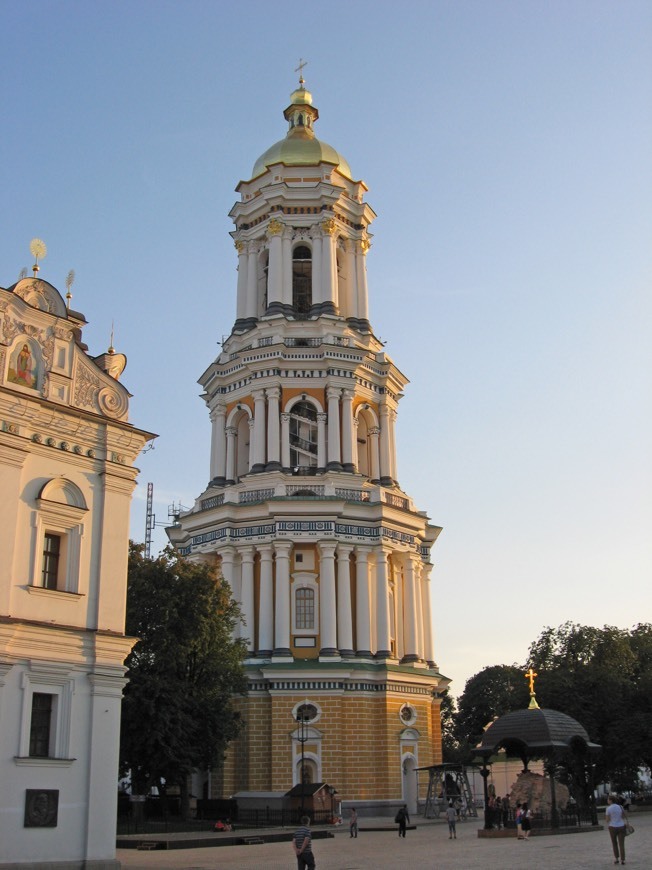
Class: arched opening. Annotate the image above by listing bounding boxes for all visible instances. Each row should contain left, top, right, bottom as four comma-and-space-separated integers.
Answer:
292, 246, 312, 314
235, 410, 251, 479
289, 400, 318, 469
258, 248, 269, 316
356, 413, 370, 476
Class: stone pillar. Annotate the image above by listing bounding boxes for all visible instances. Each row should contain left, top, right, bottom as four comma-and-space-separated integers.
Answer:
336, 545, 354, 657
273, 541, 292, 657
321, 219, 337, 312
421, 562, 436, 666
266, 220, 283, 312
375, 546, 392, 658
246, 241, 259, 320
240, 546, 255, 654
369, 426, 381, 483
235, 241, 248, 321
400, 554, 419, 663
225, 426, 237, 484
209, 403, 227, 485
326, 386, 342, 470
282, 229, 293, 307
388, 408, 398, 483
354, 547, 372, 656
220, 548, 238, 636
318, 542, 338, 657
341, 389, 355, 472
258, 544, 274, 657
343, 237, 356, 319
317, 412, 327, 470
251, 389, 266, 472
310, 228, 322, 307
266, 387, 281, 470
379, 405, 393, 486
281, 412, 291, 470
355, 239, 370, 322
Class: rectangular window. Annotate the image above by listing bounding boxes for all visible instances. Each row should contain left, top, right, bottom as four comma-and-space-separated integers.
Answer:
29, 693, 53, 757
42, 533, 61, 589
296, 588, 315, 630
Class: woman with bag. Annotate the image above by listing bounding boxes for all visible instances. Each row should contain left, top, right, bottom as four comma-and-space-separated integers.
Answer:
520, 802, 532, 840
605, 794, 628, 865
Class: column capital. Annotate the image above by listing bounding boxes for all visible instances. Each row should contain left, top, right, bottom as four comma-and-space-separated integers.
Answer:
326, 385, 342, 401
239, 545, 256, 563
266, 386, 281, 400
274, 540, 293, 557
336, 543, 354, 559
319, 541, 338, 558
317, 412, 327, 423
235, 240, 246, 254
267, 218, 283, 236
321, 217, 337, 236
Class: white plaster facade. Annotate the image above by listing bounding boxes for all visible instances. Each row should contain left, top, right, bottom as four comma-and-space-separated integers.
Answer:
0, 275, 155, 868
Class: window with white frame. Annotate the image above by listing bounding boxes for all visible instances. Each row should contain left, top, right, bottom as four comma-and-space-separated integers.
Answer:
291, 574, 319, 636
31, 479, 87, 594
17, 667, 75, 762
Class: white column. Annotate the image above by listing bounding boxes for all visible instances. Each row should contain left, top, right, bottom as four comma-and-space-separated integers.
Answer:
326, 386, 342, 470
369, 426, 381, 483
266, 387, 281, 470
220, 548, 238, 637
240, 546, 255, 654
375, 546, 392, 657
282, 230, 293, 307
267, 222, 283, 309
281, 412, 291, 469
247, 418, 255, 471
321, 220, 337, 310
258, 544, 274, 656
210, 402, 227, 483
389, 408, 398, 483
421, 562, 436, 666
246, 241, 259, 319
317, 412, 327, 470
336, 545, 354, 656
354, 547, 372, 656
401, 554, 419, 663
310, 229, 322, 306
273, 541, 292, 657
341, 389, 355, 472
379, 405, 392, 485
343, 238, 356, 319
319, 542, 338, 656
235, 241, 248, 321
355, 239, 370, 321
225, 426, 237, 484
252, 388, 266, 472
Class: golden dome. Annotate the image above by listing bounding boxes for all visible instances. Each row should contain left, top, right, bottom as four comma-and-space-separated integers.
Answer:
250, 82, 352, 180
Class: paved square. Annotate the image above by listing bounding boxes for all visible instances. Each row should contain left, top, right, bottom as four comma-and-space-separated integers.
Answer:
117, 811, 650, 869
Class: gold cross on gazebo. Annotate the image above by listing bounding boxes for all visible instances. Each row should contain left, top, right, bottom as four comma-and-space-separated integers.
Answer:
525, 667, 540, 709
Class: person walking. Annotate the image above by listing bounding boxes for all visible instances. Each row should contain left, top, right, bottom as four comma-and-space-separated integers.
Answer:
349, 806, 358, 838
395, 804, 410, 837
292, 814, 316, 870
445, 801, 457, 839
515, 801, 524, 839
521, 802, 532, 840
606, 794, 627, 865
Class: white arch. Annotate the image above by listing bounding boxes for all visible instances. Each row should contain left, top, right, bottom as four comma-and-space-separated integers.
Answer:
38, 477, 88, 510
225, 403, 252, 427
284, 394, 324, 415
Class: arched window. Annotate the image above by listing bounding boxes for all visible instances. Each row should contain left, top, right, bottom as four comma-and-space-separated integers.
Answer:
292, 246, 312, 314
289, 400, 318, 468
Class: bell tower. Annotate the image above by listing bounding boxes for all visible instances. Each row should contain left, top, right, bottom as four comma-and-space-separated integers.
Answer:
168, 74, 449, 813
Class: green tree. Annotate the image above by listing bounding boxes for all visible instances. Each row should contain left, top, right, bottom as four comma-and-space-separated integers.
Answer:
120, 543, 247, 815
454, 664, 530, 753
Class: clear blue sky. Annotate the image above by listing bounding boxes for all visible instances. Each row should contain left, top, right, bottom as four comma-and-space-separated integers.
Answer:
3, 0, 651, 697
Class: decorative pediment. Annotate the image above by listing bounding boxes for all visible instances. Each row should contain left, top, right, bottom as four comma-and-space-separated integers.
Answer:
12, 278, 68, 318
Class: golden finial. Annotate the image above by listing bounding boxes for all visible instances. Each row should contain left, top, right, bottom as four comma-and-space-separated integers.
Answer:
108, 320, 115, 354
525, 667, 540, 709
65, 269, 75, 309
30, 238, 47, 277
295, 57, 308, 85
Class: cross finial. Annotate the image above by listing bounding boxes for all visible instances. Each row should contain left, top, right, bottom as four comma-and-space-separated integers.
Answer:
525, 667, 538, 694
295, 57, 308, 84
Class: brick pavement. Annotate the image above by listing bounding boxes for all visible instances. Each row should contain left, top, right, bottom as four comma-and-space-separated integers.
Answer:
117, 810, 650, 870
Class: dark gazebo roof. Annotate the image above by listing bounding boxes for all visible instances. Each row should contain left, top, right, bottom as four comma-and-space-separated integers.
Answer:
474, 707, 601, 759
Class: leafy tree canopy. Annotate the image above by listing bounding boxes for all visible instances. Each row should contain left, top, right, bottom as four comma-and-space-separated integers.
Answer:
120, 543, 248, 799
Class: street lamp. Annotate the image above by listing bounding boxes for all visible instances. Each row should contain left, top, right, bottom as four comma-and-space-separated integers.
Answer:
295, 707, 308, 818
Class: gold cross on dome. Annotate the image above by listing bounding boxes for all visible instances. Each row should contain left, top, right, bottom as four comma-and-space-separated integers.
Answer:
295, 57, 308, 82
525, 667, 538, 694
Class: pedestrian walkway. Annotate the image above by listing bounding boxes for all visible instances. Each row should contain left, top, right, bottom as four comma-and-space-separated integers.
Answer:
117, 809, 651, 869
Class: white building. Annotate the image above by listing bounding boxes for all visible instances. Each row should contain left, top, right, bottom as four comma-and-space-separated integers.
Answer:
0, 270, 154, 868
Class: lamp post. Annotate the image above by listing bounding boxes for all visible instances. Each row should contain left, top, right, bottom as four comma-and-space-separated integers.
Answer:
479, 759, 492, 830
295, 707, 308, 818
